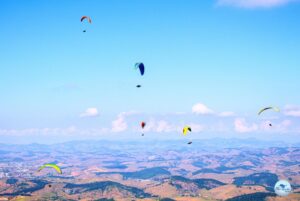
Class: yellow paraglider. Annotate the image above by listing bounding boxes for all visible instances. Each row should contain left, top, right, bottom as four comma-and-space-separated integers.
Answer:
183, 126, 192, 136
38, 163, 62, 174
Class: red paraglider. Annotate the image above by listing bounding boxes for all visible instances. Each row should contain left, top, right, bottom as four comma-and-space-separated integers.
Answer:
141, 122, 146, 129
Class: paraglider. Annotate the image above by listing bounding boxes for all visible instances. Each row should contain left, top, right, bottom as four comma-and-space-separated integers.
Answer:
183, 126, 192, 144
183, 126, 192, 136
38, 163, 62, 174
141, 121, 146, 129
134, 63, 144, 88
80, 16, 92, 32
258, 107, 280, 115
258, 107, 280, 127
80, 16, 92, 23
141, 121, 146, 136
135, 63, 145, 76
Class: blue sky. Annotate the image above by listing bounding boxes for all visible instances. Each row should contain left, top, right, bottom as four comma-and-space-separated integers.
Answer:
0, 0, 300, 143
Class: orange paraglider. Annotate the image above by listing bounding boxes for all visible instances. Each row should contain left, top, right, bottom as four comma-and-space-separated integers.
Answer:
80, 16, 92, 23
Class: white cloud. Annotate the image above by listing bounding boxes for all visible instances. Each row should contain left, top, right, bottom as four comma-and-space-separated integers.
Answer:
111, 114, 128, 132
281, 119, 292, 127
217, 0, 299, 8
156, 120, 173, 132
234, 118, 258, 133
142, 118, 156, 132
218, 111, 235, 117
284, 105, 300, 117
80, 108, 99, 117
213, 122, 231, 132
192, 103, 214, 115
260, 119, 292, 133
260, 120, 273, 130
189, 123, 205, 133
111, 111, 139, 132
142, 119, 204, 133
276, 119, 292, 132
0, 126, 109, 136
136, 118, 180, 133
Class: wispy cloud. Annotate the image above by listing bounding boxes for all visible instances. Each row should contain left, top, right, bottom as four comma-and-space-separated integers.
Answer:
234, 118, 258, 133
218, 111, 235, 117
192, 103, 214, 115
284, 105, 300, 117
217, 0, 299, 8
80, 108, 99, 118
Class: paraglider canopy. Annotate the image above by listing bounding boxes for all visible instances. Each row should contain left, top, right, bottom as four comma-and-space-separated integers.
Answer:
141, 122, 146, 129
183, 126, 192, 136
38, 163, 62, 174
258, 107, 280, 115
80, 16, 92, 23
135, 63, 145, 76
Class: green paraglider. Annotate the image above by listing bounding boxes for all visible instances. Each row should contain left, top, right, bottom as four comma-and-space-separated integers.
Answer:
38, 163, 62, 174
258, 107, 280, 115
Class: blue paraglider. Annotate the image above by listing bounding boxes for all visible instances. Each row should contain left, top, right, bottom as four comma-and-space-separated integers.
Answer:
135, 63, 145, 76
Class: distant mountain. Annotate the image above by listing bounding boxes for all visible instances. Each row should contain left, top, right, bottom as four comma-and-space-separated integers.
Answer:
279, 160, 300, 167
0, 138, 296, 153
0, 179, 48, 196
226, 192, 276, 201
170, 176, 225, 190
193, 165, 254, 175
233, 172, 278, 191
193, 178, 226, 190
103, 161, 128, 169
64, 181, 152, 199
192, 161, 210, 168
6, 178, 18, 185
96, 167, 171, 180
122, 167, 170, 179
